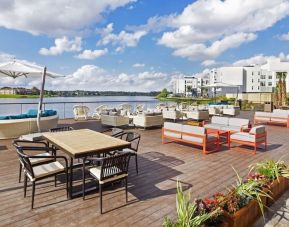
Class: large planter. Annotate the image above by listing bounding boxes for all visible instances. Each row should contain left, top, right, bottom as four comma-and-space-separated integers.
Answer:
222, 198, 265, 227
267, 176, 289, 206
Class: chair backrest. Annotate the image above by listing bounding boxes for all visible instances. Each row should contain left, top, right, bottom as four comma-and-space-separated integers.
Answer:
126, 132, 141, 152
111, 128, 124, 137
13, 142, 34, 180
249, 125, 266, 134
73, 105, 89, 115
50, 126, 74, 132
100, 153, 131, 181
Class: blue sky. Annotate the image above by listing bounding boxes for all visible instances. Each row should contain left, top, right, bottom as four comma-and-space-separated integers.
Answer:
0, 0, 289, 91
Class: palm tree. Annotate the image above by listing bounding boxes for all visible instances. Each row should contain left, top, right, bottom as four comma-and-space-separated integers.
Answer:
281, 72, 287, 106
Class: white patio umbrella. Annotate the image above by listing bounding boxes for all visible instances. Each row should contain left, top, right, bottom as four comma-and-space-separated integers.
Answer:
202, 82, 240, 105
0, 60, 63, 132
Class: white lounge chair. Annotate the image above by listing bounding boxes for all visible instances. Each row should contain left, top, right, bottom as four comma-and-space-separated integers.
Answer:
73, 105, 90, 121
92, 105, 108, 120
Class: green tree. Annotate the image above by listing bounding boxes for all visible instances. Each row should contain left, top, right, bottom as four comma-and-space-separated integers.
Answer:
157, 88, 169, 98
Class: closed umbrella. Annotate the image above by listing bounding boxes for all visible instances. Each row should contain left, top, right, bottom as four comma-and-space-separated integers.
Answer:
0, 60, 63, 132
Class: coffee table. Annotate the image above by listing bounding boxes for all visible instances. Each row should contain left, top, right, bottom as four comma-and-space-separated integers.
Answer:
206, 128, 230, 147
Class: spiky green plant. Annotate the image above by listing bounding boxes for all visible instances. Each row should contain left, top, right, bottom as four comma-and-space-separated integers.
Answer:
232, 168, 270, 217
250, 159, 289, 182
163, 182, 218, 227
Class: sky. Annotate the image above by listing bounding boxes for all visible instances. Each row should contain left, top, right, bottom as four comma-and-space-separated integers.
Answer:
0, 0, 289, 92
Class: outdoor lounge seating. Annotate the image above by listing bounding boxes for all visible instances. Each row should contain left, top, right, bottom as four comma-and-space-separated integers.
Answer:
204, 116, 250, 133
222, 106, 240, 116
0, 109, 58, 139
73, 105, 90, 120
13, 141, 68, 209
101, 114, 129, 127
82, 153, 131, 214
133, 112, 163, 129
92, 105, 108, 120
162, 122, 219, 154
254, 109, 289, 128
229, 125, 267, 154
162, 109, 183, 122
184, 110, 209, 121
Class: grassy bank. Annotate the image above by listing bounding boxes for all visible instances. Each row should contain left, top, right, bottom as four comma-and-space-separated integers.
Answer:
0, 94, 56, 98
158, 96, 216, 104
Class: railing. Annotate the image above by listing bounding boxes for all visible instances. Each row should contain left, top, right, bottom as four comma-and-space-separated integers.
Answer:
0, 100, 164, 119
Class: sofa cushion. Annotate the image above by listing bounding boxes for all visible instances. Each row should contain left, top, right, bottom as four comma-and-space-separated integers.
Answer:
182, 134, 217, 144
163, 122, 182, 139
211, 116, 229, 125
9, 114, 28, 119
221, 125, 242, 132
204, 123, 223, 130
249, 126, 265, 134
231, 132, 265, 143
228, 118, 249, 127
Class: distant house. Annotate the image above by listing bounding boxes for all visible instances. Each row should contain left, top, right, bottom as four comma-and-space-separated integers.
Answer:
0, 87, 17, 95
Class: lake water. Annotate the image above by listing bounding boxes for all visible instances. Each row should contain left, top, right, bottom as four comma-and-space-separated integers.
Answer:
0, 96, 164, 119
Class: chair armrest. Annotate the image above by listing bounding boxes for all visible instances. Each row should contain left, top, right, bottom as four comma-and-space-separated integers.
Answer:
13, 140, 48, 147
28, 155, 68, 168
21, 146, 56, 153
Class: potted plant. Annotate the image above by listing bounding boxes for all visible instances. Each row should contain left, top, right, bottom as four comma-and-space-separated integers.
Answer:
216, 170, 269, 227
250, 160, 289, 206
163, 182, 222, 227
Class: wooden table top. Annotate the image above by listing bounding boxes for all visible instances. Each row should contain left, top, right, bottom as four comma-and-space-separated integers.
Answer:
42, 129, 131, 158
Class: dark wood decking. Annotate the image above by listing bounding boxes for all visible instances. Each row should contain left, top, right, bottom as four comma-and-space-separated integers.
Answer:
1, 111, 289, 226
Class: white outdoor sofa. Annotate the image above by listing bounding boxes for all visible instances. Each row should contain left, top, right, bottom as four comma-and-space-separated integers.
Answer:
204, 116, 250, 133
101, 114, 129, 127
162, 122, 219, 154
162, 109, 183, 122
73, 105, 90, 120
254, 109, 289, 128
133, 113, 163, 129
223, 106, 240, 116
184, 110, 209, 121
0, 115, 58, 139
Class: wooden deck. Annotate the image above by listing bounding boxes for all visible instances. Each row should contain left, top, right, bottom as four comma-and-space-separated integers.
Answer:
1, 111, 289, 226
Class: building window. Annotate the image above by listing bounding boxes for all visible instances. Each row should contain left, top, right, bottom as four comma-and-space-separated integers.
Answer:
252, 79, 254, 83
258, 86, 260, 90
268, 75, 272, 79
252, 86, 254, 90
261, 82, 265, 86
261, 75, 266, 79
268, 82, 272, 86
252, 72, 254, 75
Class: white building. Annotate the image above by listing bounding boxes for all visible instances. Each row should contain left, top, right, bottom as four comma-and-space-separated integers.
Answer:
172, 74, 211, 97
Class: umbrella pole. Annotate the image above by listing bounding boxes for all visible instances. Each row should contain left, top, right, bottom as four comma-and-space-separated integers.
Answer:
37, 67, 47, 132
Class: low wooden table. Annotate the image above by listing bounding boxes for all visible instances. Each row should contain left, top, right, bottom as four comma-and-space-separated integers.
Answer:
206, 128, 230, 147
42, 129, 131, 199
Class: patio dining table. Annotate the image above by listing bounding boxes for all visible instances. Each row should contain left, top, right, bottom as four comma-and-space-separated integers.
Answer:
42, 129, 131, 199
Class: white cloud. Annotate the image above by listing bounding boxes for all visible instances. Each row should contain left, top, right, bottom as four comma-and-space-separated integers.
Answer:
171, 33, 256, 60
233, 53, 289, 66
142, 0, 289, 61
97, 23, 147, 52
39, 37, 82, 56
76, 48, 108, 60
278, 32, 289, 41
132, 63, 145, 68
0, 0, 136, 36
49, 65, 172, 91
201, 60, 218, 67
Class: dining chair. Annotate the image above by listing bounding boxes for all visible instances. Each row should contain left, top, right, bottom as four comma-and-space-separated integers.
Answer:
82, 153, 131, 214
13, 142, 69, 209
117, 132, 141, 174
13, 140, 55, 183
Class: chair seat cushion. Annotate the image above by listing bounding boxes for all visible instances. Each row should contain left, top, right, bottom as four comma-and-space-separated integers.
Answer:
33, 161, 64, 179
182, 134, 217, 144
89, 166, 128, 184
29, 152, 52, 165
230, 132, 265, 143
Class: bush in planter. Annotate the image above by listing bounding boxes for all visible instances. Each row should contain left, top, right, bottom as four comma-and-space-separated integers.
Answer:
215, 169, 270, 227
250, 160, 289, 206
163, 182, 222, 227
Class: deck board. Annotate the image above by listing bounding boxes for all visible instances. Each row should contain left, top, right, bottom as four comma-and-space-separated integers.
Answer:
0, 111, 289, 226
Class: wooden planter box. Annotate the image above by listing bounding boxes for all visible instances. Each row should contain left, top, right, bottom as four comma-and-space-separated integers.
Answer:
267, 177, 289, 206
222, 198, 265, 227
